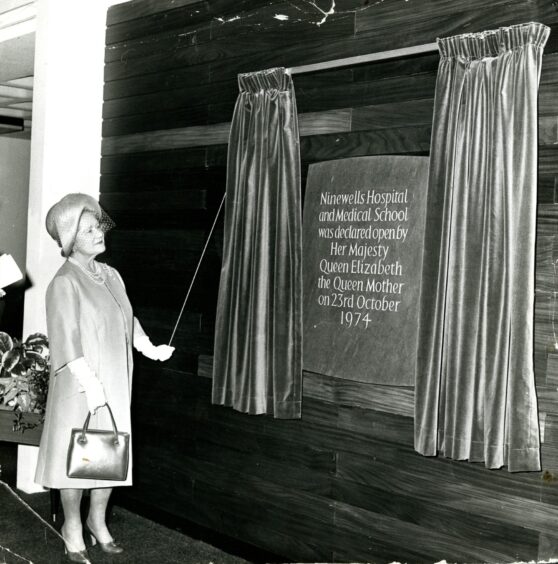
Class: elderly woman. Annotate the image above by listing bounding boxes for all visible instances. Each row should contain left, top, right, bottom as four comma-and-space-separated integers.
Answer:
35, 193, 174, 563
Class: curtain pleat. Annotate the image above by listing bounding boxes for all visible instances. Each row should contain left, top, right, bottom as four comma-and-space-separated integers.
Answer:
212, 67, 302, 419
415, 22, 549, 471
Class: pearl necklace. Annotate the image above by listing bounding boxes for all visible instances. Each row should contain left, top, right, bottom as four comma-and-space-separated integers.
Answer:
68, 257, 106, 284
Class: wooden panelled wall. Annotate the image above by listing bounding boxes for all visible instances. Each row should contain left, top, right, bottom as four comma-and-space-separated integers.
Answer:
101, 1, 558, 562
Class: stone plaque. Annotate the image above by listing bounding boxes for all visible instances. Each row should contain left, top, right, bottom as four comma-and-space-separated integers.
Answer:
303, 155, 429, 385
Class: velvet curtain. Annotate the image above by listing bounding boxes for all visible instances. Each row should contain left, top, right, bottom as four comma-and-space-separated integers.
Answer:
212, 67, 302, 419
415, 23, 549, 471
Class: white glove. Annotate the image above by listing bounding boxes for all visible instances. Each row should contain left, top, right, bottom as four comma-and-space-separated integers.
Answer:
134, 335, 175, 361
67, 357, 106, 413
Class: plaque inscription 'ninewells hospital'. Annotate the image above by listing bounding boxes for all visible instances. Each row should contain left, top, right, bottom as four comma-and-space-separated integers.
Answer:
302, 155, 429, 386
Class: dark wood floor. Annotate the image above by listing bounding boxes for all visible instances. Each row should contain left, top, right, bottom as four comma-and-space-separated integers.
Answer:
0, 469, 254, 564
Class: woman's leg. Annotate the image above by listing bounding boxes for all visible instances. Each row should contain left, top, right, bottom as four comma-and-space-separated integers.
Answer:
60, 488, 85, 552
86, 487, 114, 543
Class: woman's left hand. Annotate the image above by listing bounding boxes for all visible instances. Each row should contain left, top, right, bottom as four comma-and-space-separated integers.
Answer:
149, 344, 175, 361
134, 336, 175, 361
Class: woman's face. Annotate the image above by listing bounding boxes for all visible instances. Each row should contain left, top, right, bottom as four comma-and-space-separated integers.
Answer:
72, 210, 106, 258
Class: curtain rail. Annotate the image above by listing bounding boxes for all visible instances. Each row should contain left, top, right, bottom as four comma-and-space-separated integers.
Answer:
287, 42, 438, 75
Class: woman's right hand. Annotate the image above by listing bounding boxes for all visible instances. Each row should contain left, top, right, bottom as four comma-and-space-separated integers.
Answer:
67, 357, 107, 413
81, 376, 106, 414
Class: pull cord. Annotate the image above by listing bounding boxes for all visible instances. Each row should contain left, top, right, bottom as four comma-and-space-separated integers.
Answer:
168, 192, 226, 346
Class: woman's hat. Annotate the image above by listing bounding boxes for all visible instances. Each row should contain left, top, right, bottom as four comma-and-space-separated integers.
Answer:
45, 193, 113, 257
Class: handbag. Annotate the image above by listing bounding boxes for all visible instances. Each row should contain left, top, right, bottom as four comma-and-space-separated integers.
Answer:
67, 403, 130, 481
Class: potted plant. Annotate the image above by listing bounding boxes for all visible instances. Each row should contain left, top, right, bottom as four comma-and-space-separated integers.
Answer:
0, 331, 49, 438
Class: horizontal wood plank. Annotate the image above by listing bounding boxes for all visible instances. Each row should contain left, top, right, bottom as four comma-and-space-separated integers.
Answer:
356, 0, 557, 34
333, 501, 525, 563
304, 371, 415, 417
540, 147, 558, 175
201, 126, 434, 169
100, 147, 208, 174
102, 109, 353, 153
101, 189, 207, 211
107, 0, 201, 25
102, 106, 211, 138
99, 168, 225, 193
106, 2, 212, 45
103, 64, 211, 100
300, 125, 432, 162
332, 477, 538, 562
542, 53, 558, 84
351, 98, 434, 131
337, 405, 414, 446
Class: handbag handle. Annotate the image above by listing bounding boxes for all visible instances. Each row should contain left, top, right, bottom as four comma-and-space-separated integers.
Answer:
78, 403, 120, 445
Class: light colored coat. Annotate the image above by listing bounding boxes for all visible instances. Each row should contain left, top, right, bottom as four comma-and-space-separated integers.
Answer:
35, 259, 145, 488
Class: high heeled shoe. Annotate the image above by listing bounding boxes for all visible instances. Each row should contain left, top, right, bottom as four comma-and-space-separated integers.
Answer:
61, 525, 92, 564
64, 545, 92, 563
84, 522, 124, 554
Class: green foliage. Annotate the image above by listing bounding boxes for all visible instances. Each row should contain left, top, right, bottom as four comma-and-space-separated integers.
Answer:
0, 331, 50, 432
